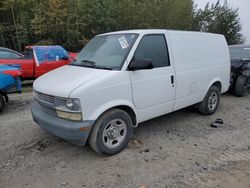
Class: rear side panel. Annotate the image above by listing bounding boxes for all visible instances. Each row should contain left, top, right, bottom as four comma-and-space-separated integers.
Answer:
167, 31, 230, 111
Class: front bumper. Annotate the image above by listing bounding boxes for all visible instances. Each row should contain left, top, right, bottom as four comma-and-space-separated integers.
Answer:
31, 102, 94, 145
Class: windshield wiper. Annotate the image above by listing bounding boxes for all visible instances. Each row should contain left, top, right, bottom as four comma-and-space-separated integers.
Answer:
94, 65, 113, 70
81, 60, 96, 65
70, 59, 94, 66
81, 60, 113, 70
71, 60, 113, 70
71, 59, 113, 70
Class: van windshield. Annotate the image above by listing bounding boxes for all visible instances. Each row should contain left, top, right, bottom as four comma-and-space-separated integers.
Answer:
71, 34, 138, 70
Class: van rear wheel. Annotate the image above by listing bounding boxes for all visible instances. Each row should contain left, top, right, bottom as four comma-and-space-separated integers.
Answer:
198, 86, 220, 115
0, 94, 5, 113
88, 109, 133, 156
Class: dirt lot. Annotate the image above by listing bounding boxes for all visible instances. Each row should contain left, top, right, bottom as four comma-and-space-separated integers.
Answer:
0, 88, 250, 188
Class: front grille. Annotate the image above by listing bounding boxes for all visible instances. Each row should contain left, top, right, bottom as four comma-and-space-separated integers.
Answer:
35, 91, 55, 104
36, 101, 56, 116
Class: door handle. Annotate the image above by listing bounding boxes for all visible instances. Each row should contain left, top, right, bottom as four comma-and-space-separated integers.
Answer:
171, 75, 174, 85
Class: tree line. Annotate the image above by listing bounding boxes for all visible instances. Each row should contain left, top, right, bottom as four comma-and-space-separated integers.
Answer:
0, 0, 244, 52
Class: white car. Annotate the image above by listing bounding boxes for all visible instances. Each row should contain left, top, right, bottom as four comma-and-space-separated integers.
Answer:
31, 29, 230, 156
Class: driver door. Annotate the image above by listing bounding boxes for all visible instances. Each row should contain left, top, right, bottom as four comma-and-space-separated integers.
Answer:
129, 34, 176, 122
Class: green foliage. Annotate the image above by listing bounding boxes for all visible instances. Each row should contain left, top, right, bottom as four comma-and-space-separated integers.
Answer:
0, 0, 194, 51
193, 0, 244, 45
0, 0, 34, 50
0, 0, 245, 51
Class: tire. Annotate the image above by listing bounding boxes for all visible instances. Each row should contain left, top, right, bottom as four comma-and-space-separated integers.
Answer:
88, 109, 133, 156
0, 94, 5, 113
198, 86, 220, 115
234, 75, 249, 97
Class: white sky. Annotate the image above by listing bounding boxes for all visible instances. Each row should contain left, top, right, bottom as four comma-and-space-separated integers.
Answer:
195, 0, 250, 44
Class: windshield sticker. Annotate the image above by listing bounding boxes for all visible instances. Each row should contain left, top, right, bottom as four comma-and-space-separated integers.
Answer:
118, 36, 129, 49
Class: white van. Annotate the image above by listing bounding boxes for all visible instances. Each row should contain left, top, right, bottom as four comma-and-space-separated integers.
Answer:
31, 30, 230, 155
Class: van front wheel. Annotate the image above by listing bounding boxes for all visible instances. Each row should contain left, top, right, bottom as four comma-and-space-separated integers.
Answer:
198, 86, 220, 115
88, 109, 133, 156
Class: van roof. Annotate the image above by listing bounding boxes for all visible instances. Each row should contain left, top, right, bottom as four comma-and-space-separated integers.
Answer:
98, 29, 223, 37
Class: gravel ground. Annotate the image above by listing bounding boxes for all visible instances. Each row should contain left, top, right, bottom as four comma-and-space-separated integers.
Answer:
0, 89, 250, 188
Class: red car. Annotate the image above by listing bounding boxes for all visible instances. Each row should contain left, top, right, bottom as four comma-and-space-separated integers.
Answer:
0, 46, 77, 79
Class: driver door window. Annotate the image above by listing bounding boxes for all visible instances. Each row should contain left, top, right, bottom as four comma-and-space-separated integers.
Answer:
134, 35, 170, 68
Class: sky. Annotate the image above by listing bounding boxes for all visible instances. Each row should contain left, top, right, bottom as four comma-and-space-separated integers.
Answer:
195, 0, 250, 44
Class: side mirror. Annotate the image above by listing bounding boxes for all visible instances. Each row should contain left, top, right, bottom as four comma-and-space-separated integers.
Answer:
129, 58, 153, 71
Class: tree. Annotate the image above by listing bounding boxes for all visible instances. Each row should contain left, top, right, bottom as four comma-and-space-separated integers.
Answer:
0, 0, 35, 51
193, 0, 244, 45
30, 0, 194, 50
5, 0, 243, 51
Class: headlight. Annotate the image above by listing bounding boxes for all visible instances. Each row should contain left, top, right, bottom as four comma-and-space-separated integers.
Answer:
56, 110, 82, 121
65, 98, 81, 111
66, 99, 74, 110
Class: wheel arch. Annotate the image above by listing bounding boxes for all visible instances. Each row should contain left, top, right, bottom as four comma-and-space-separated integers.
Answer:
88, 100, 138, 127
207, 79, 222, 93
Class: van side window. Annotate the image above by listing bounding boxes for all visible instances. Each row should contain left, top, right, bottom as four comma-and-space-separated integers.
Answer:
134, 35, 170, 68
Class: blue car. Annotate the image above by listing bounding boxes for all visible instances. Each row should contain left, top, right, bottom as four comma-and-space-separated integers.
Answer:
0, 64, 22, 113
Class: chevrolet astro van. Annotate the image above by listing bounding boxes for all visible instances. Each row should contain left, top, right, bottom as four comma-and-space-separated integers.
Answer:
31, 30, 230, 156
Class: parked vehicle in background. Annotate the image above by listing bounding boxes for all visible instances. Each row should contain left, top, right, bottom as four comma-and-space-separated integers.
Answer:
0, 64, 22, 113
0, 47, 24, 59
0, 46, 77, 79
32, 30, 230, 156
229, 45, 250, 97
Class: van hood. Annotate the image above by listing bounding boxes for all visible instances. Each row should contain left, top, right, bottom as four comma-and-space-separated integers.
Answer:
33, 65, 109, 97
